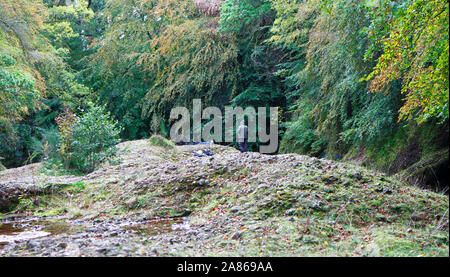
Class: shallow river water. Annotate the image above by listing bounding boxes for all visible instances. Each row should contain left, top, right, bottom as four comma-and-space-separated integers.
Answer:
0, 215, 190, 251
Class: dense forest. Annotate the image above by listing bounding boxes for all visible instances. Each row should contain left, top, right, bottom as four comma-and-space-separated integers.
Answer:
1, 0, 448, 190
0, 0, 449, 258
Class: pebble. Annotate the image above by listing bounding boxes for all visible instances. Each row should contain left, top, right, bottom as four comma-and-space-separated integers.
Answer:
230, 206, 241, 213
231, 231, 242, 240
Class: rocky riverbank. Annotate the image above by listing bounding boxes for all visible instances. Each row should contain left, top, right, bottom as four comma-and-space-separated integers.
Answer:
0, 139, 448, 256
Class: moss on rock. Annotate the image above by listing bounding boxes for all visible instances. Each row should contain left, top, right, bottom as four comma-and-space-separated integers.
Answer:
148, 135, 176, 150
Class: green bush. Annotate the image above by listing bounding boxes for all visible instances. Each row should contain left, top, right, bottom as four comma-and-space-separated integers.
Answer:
28, 125, 61, 163
148, 135, 175, 149
68, 103, 122, 173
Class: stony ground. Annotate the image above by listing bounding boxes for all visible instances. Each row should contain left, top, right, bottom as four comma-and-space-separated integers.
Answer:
0, 139, 448, 256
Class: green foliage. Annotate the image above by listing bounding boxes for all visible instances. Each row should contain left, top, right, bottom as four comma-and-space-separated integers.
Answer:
272, 0, 408, 158
44, 0, 95, 70
28, 125, 61, 163
218, 0, 272, 34
86, 0, 240, 140
15, 196, 34, 212
67, 103, 122, 173
35, 51, 92, 108
0, 0, 94, 168
55, 107, 78, 166
140, 18, 240, 118
0, 48, 42, 167
1, 0, 447, 176
62, 181, 86, 193
364, 0, 449, 123
0, 52, 41, 125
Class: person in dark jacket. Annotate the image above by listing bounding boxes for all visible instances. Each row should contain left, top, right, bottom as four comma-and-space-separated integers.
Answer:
237, 120, 248, 152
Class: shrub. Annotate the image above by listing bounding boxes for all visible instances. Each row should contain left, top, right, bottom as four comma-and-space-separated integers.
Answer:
68, 103, 122, 173
28, 125, 61, 163
148, 135, 175, 150
55, 107, 78, 168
